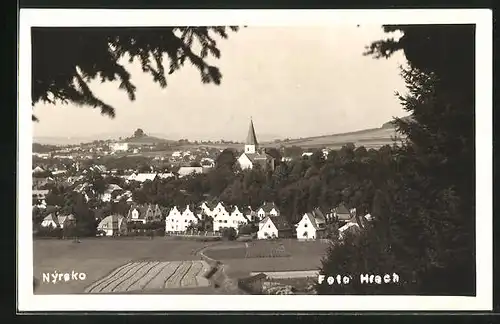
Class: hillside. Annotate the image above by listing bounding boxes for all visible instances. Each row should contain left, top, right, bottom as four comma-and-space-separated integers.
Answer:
261, 119, 406, 150
122, 135, 173, 145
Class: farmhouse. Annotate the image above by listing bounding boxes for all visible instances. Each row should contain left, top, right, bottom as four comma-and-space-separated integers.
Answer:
97, 214, 127, 236
237, 119, 276, 171
257, 202, 280, 220
127, 204, 163, 224
257, 215, 293, 240
296, 208, 327, 240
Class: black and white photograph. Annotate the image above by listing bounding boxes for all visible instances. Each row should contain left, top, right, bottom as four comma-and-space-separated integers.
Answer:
18, 9, 492, 311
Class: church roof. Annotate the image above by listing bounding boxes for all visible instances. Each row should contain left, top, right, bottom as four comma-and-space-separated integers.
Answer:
246, 119, 258, 146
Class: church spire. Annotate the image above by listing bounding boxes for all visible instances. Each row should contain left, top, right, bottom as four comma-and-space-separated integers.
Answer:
246, 118, 258, 146
244, 118, 258, 154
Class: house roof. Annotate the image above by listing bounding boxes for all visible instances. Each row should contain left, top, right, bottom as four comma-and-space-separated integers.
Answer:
246, 119, 258, 146
312, 208, 326, 223
259, 202, 279, 213
336, 204, 350, 215
98, 214, 126, 229
104, 184, 123, 194
261, 215, 291, 231
201, 200, 218, 210
178, 167, 204, 176
134, 173, 157, 182
339, 222, 360, 235
304, 213, 320, 230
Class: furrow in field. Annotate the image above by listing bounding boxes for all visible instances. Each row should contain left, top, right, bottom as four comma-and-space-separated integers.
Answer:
165, 261, 192, 289
126, 262, 166, 292
181, 261, 202, 287
143, 261, 181, 290
84, 262, 132, 293
99, 262, 149, 293
86, 262, 137, 293
114, 261, 160, 293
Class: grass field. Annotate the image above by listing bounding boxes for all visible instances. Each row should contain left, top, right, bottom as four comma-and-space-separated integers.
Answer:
202, 239, 330, 280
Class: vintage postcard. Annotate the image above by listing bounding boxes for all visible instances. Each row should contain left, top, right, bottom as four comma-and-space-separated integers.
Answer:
18, 9, 492, 312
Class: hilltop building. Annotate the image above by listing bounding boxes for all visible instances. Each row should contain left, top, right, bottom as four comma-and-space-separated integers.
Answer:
237, 119, 275, 171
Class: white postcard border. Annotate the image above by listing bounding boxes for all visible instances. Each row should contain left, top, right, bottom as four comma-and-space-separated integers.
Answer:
18, 9, 492, 312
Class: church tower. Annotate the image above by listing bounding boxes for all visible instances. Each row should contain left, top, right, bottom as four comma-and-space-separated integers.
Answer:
245, 118, 258, 154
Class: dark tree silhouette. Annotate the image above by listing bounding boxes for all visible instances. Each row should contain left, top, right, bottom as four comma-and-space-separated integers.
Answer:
134, 128, 146, 138
32, 26, 239, 121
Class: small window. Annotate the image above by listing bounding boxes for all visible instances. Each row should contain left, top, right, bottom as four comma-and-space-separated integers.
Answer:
268, 224, 271, 228
304, 223, 308, 228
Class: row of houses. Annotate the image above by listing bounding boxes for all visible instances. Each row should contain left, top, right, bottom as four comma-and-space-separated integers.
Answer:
98, 201, 363, 241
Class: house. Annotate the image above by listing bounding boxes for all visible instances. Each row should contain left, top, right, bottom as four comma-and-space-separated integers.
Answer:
157, 172, 175, 179
338, 221, 361, 240
296, 208, 327, 240
177, 167, 204, 178
257, 202, 280, 220
132, 173, 157, 183
212, 202, 231, 232
302, 152, 313, 158
110, 142, 129, 152
32, 177, 54, 189
32, 166, 45, 174
241, 206, 258, 222
97, 214, 127, 236
165, 205, 199, 233
100, 184, 123, 202
237, 119, 276, 171
127, 204, 163, 224
40, 213, 76, 229
257, 215, 293, 240
32, 189, 49, 202
333, 204, 353, 223
226, 206, 250, 232
200, 201, 217, 218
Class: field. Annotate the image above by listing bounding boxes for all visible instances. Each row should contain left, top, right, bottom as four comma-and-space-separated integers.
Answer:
84, 260, 211, 293
202, 240, 330, 280
33, 238, 330, 294
33, 237, 221, 294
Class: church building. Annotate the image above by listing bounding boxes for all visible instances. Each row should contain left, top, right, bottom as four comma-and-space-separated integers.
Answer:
237, 119, 276, 171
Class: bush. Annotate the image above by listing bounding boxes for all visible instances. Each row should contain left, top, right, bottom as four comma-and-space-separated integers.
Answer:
220, 227, 237, 241
238, 224, 258, 235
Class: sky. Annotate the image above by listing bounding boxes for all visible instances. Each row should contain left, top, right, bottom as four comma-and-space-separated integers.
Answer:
32, 25, 408, 142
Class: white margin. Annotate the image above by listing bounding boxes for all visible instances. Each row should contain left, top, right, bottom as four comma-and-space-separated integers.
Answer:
18, 9, 493, 312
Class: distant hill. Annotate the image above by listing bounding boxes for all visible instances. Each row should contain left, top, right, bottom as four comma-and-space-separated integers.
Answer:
122, 135, 173, 145
261, 117, 409, 150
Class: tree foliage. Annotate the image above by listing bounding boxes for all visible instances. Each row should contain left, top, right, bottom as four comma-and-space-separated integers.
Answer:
317, 24, 475, 296
32, 26, 239, 120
